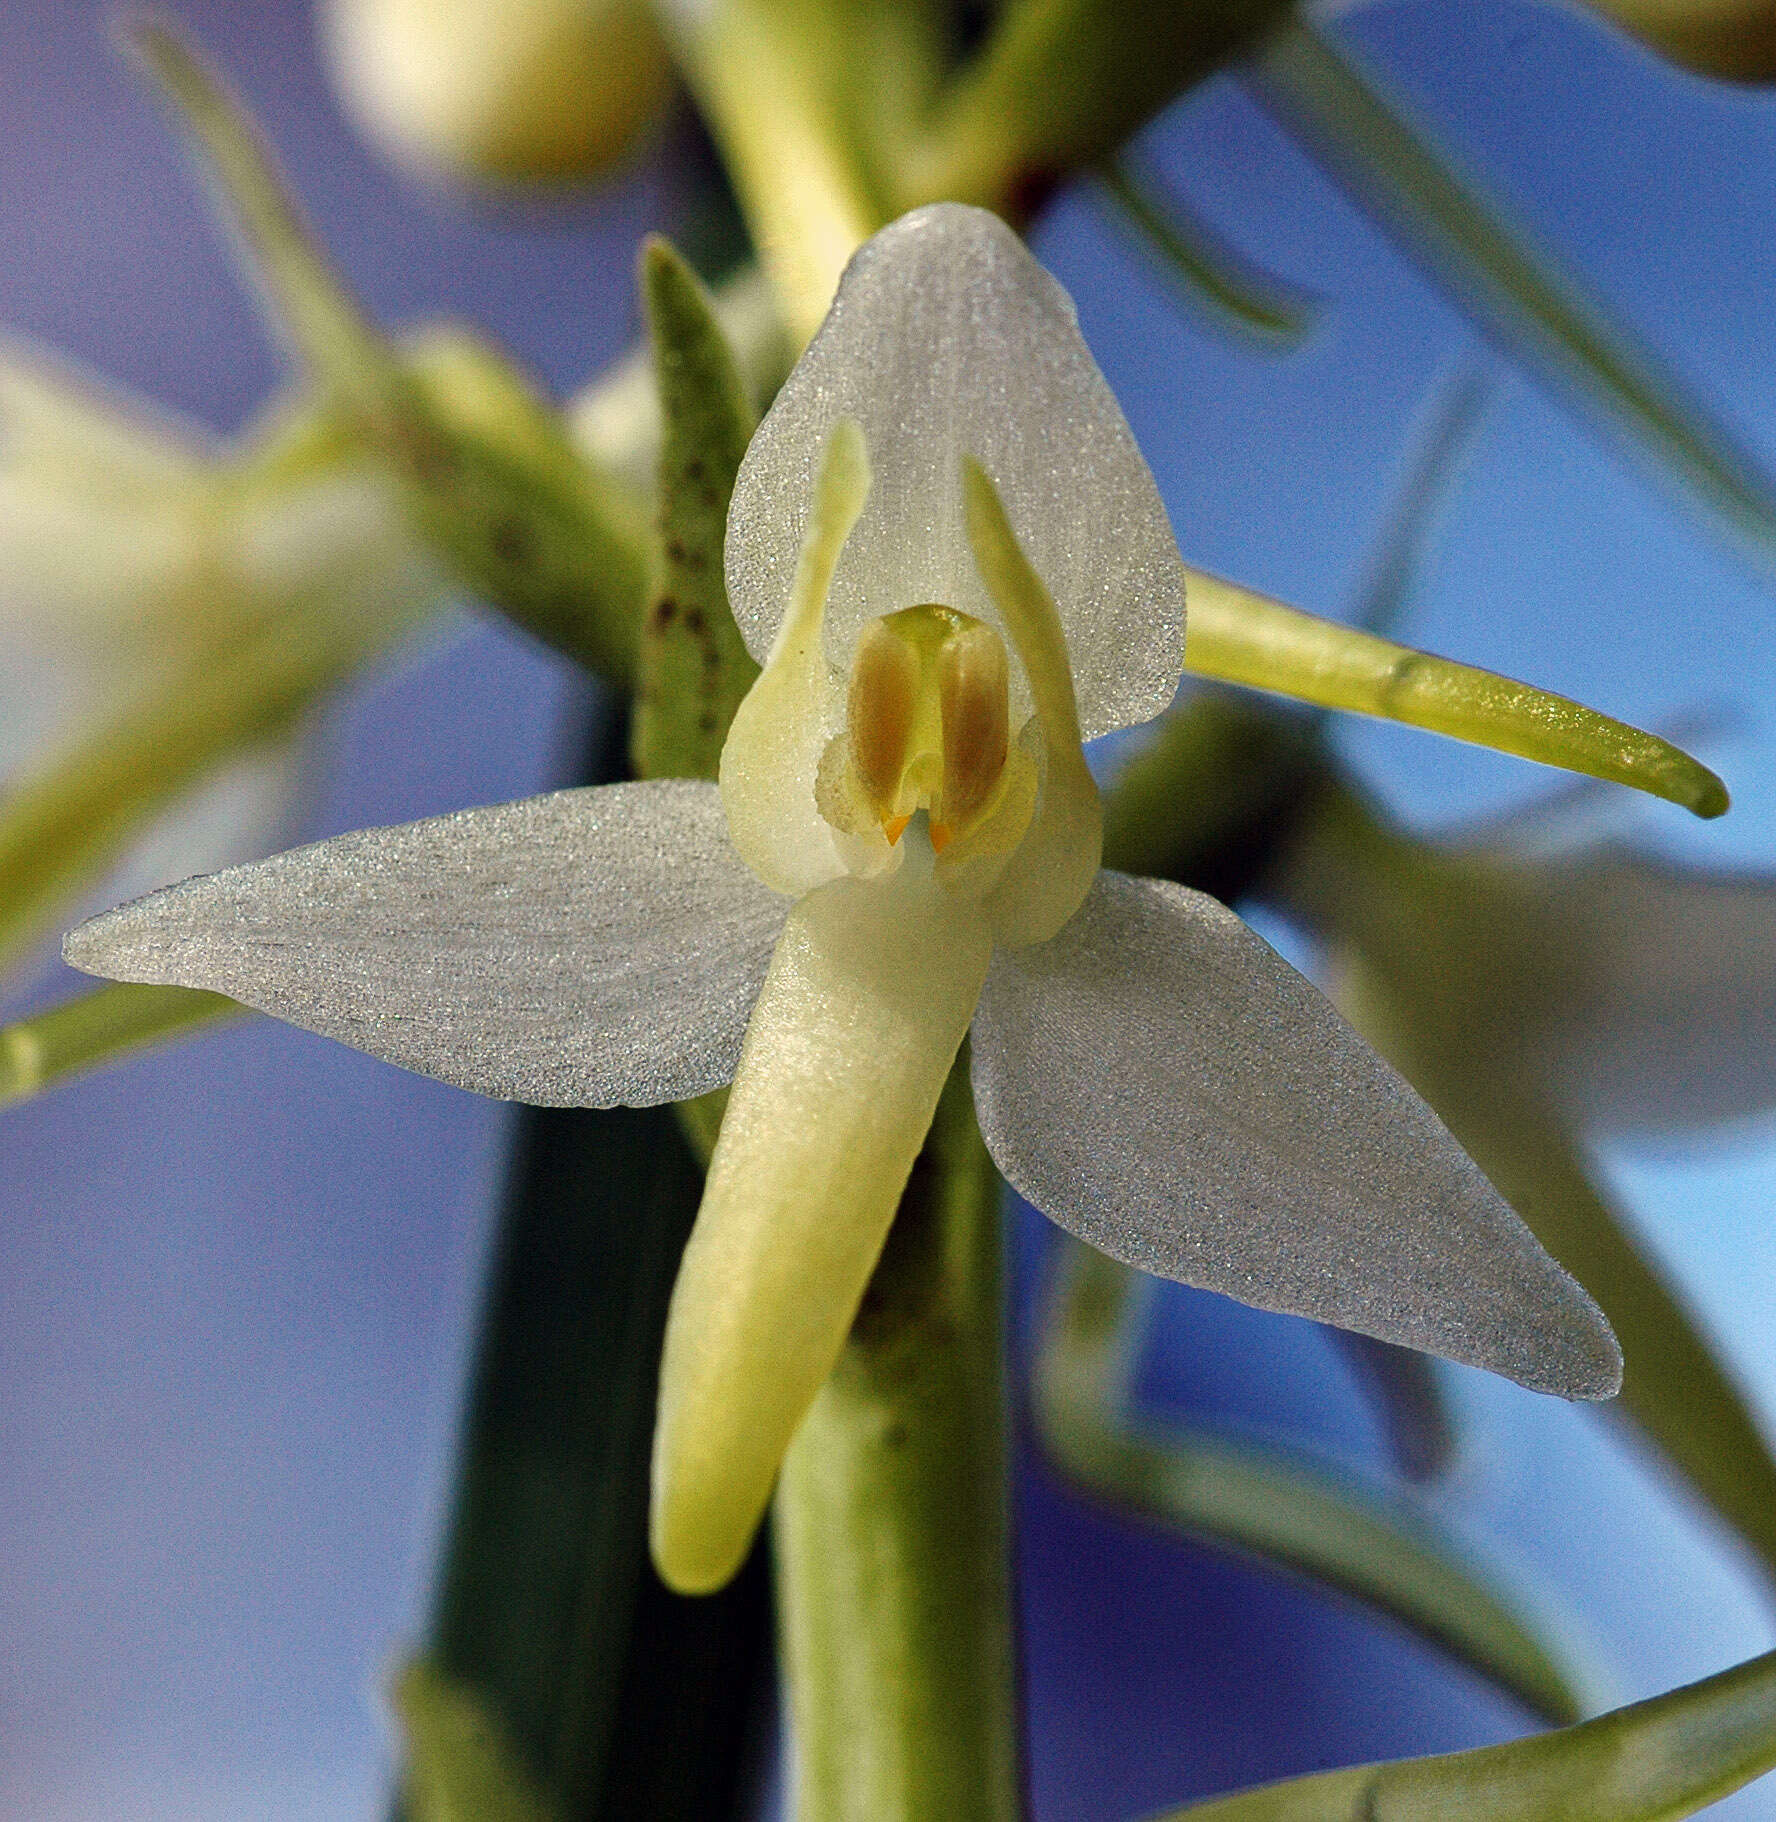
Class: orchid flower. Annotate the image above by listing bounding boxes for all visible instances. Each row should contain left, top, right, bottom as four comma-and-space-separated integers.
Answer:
0, 345, 448, 964
63, 204, 1621, 1597
1272, 776, 1776, 1144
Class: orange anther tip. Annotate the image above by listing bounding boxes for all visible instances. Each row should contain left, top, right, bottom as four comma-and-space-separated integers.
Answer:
884, 814, 912, 845
930, 822, 953, 853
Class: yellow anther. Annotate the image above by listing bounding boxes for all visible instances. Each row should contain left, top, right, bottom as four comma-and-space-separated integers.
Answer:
819, 601, 1036, 876
936, 619, 1010, 838
847, 618, 921, 815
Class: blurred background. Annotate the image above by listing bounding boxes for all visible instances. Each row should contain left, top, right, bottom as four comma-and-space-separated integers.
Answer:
2, 2, 1775, 1817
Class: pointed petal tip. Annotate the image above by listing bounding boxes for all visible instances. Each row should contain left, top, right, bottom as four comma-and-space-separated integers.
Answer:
1545, 1302, 1624, 1404
62, 902, 155, 984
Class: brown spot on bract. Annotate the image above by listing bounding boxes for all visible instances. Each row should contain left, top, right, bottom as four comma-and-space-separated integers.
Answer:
650, 597, 678, 629
490, 517, 529, 565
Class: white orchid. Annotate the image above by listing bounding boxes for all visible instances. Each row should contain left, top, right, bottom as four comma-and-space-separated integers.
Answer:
0, 346, 449, 956
63, 205, 1621, 1597
1276, 782, 1776, 1144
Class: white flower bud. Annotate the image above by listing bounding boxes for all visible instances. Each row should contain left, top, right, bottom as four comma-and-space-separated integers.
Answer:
323, 0, 673, 186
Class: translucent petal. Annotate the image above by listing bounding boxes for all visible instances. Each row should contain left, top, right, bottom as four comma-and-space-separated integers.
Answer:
961, 457, 1102, 944
0, 351, 211, 641
970, 871, 1622, 1400
725, 204, 1188, 740
719, 418, 870, 894
0, 344, 217, 492
650, 840, 994, 1594
1464, 844, 1776, 1140
63, 779, 788, 1108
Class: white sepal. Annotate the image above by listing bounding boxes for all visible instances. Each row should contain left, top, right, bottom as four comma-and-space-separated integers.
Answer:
65, 778, 788, 1109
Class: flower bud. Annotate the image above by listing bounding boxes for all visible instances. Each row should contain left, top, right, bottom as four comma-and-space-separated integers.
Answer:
323, 0, 673, 187
1582, 0, 1776, 81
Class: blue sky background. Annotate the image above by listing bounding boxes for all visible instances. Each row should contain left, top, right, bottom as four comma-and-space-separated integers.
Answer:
4, 2, 1776, 1817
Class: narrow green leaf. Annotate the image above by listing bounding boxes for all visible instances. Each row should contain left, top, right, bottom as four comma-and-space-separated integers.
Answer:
131, 20, 650, 683
1182, 570, 1728, 818
0, 983, 239, 1108
630, 238, 761, 783
570, 264, 794, 498
1096, 155, 1315, 346
1349, 362, 1492, 640
129, 18, 398, 410
1248, 21, 1776, 584
0, 621, 349, 971
391, 1659, 560, 1822
1033, 1238, 1589, 1727
1157, 1647, 1776, 1820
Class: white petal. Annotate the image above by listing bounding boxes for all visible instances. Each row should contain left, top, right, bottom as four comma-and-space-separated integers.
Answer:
1482, 845, 1776, 1140
0, 343, 218, 490
969, 871, 1622, 1400
63, 779, 789, 1108
650, 841, 994, 1593
718, 418, 869, 895
961, 457, 1102, 944
725, 204, 1187, 740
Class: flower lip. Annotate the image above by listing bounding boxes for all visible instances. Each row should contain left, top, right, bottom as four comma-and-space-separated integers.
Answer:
723, 203, 1189, 743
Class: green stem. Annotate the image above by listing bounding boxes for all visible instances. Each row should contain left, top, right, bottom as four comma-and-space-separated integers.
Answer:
670, 0, 886, 344
0, 982, 240, 1106
774, 1063, 1020, 1822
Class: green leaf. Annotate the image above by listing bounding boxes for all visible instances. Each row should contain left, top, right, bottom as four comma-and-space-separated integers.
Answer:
0, 983, 239, 1108
1033, 1238, 1589, 1728
1348, 362, 1492, 640
629, 238, 762, 783
570, 265, 794, 498
1095, 154, 1315, 347
391, 1659, 560, 1822
1248, 21, 1776, 585
130, 20, 650, 683
129, 18, 398, 410
1155, 1647, 1776, 1820
1182, 570, 1728, 818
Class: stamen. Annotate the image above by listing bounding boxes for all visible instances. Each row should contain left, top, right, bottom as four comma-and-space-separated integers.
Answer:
828, 602, 1031, 873
937, 620, 1010, 838
847, 619, 920, 822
